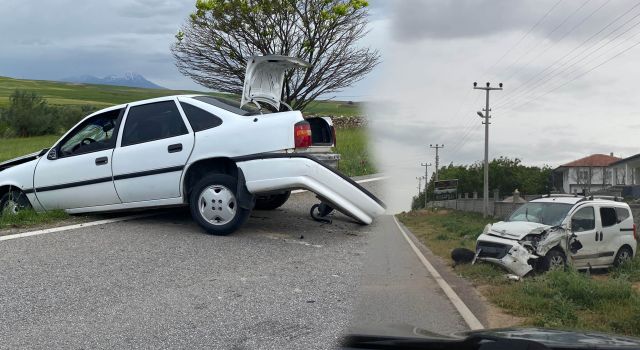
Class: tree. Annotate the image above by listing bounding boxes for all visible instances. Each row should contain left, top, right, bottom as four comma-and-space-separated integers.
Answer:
171, 0, 380, 110
4, 90, 55, 137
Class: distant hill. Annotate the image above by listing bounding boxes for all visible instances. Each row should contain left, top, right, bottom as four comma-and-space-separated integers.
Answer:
0, 76, 362, 116
62, 72, 166, 89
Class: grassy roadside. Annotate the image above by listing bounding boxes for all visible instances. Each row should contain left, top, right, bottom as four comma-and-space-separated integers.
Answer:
0, 209, 69, 231
0, 135, 60, 162
334, 127, 376, 177
398, 210, 640, 336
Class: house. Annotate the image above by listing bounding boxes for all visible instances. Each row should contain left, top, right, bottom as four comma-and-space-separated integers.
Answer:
553, 153, 621, 194
610, 153, 640, 186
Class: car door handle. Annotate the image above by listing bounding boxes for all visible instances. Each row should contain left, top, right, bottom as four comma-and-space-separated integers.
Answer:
168, 143, 182, 153
95, 157, 108, 166
600, 231, 603, 241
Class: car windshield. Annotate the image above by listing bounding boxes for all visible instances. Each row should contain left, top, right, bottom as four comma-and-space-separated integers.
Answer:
193, 96, 264, 116
507, 202, 573, 226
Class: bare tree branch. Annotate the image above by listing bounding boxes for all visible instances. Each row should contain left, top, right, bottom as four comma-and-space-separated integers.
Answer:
171, 0, 379, 111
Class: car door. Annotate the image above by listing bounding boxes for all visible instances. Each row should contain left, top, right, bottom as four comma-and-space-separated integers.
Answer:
596, 206, 620, 265
569, 205, 599, 268
111, 98, 194, 203
33, 108, 123, 210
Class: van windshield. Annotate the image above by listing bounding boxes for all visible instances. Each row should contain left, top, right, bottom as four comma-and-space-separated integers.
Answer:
508, 202, 573, 226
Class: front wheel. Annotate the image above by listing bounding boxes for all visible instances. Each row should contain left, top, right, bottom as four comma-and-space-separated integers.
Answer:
540, 249, 566, 272
0, 190, 32, 215
189, 174, 251, 236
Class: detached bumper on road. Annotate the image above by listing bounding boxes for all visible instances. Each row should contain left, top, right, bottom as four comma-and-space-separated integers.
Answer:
234, 154, 385, 224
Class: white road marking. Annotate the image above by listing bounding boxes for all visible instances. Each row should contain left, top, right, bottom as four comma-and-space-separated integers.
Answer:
0, 213, 159, 242
291, 176, 387, 194
392, 216, 485, 330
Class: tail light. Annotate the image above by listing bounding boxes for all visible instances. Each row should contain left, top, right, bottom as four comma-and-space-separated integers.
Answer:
331, 125, 337, 148
294, 121, 312, 149
634, 224, 637, 240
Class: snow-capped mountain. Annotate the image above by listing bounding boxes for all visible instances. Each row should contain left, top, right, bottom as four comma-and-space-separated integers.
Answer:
62, 72, 166, 89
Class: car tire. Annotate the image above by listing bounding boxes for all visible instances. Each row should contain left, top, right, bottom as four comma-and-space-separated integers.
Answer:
254, 191, 291, 210
0, 190, 32, 215
189, 174, 251, 236
614, 246, 633, 267
540, 249, 566, 272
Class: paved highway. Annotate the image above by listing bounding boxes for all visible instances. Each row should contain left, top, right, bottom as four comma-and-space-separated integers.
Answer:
0, 177, 469, 349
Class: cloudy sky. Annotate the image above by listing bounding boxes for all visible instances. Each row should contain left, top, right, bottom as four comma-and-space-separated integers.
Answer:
2, 0, 640, 211
367, 0, 640, 211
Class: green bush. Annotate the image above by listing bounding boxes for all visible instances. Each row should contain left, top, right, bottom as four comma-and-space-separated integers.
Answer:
4, 90, 56, 136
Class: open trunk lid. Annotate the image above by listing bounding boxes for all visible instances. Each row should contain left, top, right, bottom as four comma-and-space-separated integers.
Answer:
241, 55, 310, 111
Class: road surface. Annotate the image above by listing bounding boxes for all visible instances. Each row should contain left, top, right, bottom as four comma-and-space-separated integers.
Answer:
0, 177, 469, 349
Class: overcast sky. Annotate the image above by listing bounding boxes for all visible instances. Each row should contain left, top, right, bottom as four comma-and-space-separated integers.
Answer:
3, 0, 640, 211
368, 0, 640, 211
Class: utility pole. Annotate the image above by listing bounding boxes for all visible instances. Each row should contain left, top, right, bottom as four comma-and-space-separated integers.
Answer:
420, 162, 431, 208
473, 81, 502, 218
429, 144, 444, 182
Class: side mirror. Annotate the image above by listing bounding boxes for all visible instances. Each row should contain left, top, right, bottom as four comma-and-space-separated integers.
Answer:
47, 149, 58, 160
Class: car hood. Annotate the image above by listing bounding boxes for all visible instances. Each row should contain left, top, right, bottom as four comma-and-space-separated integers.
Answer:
488, 221, 551, 240
0, 150, 42, 172
240, 55, 310, 111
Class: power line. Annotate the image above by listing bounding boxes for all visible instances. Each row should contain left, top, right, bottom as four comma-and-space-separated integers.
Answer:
495, 1, 640, 109
503, 37, 640, 111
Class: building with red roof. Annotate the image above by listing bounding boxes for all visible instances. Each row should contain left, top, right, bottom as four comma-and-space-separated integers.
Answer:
553, 153, 621, 194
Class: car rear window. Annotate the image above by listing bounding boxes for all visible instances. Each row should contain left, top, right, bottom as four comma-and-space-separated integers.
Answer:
180, 102, 222, 132
615, 207, 631, 222
600, 207, 618, 227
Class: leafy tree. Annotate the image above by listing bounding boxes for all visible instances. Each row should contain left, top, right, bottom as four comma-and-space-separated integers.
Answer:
171, 0, 379, 110
4, 90, 55, 137
412, 157, 553, 209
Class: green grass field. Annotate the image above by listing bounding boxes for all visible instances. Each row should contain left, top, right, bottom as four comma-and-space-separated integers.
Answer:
334, 128, 376, 177
398, 210, 640, 336
0, 76, 362, 116
0, 135, 60, 163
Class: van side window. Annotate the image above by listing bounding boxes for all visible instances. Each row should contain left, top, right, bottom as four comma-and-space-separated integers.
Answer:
600, 207, 618, 227
572, 207, 595, 232
615, 207, 630, 222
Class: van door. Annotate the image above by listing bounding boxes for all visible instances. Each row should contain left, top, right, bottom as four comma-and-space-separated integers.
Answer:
596, 206, 621, 265
569, 206, 599, 268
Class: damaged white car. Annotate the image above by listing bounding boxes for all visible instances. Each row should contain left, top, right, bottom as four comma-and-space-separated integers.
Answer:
0, 55, 385, 235
475, 195, 636, 277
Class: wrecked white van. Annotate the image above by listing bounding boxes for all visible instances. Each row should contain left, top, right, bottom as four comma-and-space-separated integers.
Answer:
475, 195, 637, 277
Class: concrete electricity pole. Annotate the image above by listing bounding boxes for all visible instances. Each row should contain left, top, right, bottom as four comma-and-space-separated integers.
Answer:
473, 81, 502, 218
429, 144, 444, 182
420, 162, 431, 208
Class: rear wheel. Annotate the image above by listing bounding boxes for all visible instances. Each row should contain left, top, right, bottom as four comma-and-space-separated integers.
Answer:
189, 174, 250, 235
254, 191, 291, 210
540, 249, 566, 272
0, 190, 31, 215
614, 246, 633, 267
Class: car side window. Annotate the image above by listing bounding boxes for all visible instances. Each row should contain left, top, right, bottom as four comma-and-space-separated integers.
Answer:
600, 207, 618, 227
122, 101, 188, 146
572, 207, 595, 232
180, 102, 223, 132
59, 109, 122, 157
615, 207, 630, 222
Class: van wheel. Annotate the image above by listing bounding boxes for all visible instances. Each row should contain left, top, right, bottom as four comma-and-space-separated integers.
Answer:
189, 174, 250, 236
541, 249, 566, 272
0, 190, 31, 215
614, 246, 633, 267
254, 191, 291, 210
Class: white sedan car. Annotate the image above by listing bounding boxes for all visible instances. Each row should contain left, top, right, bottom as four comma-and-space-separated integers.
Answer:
0, 56, 385, 235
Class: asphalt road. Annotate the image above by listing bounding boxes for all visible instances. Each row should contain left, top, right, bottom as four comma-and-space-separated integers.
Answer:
0, 178, 468, 349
